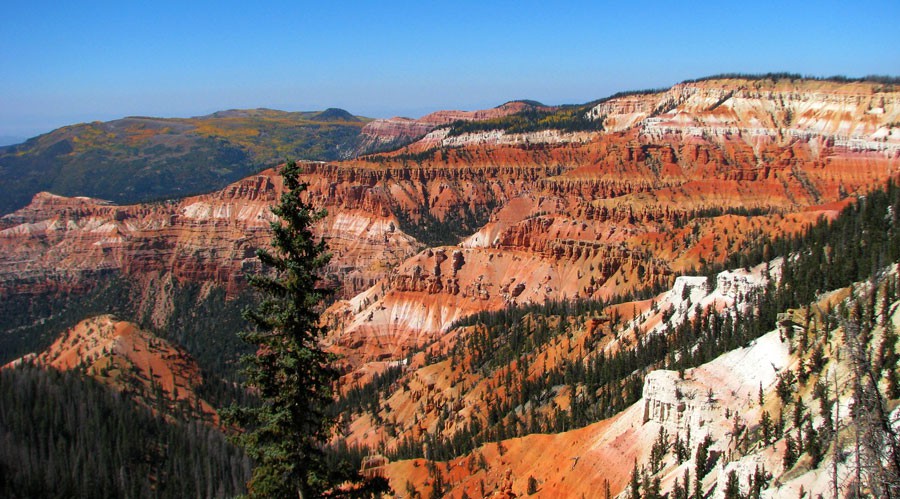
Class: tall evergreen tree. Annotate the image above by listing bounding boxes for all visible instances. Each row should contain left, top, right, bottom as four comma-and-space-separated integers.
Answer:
224, 161, 388, 498
695, 435, 713, 477
723, 470, 741, 499
629, 460, 641, 499
880, 322, 900, 399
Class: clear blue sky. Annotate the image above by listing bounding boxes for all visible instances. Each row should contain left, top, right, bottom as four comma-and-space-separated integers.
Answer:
2, 0, 898, 139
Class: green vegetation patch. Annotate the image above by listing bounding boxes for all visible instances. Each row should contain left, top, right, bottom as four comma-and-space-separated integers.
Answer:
0, 109, 369, 214
445, 106, 601, 137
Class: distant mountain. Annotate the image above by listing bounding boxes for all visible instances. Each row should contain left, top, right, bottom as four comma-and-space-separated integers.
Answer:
314, 107, 363, 122
354, 100, 553, 155
0, 108, 371, 214
0, 103, 557, 215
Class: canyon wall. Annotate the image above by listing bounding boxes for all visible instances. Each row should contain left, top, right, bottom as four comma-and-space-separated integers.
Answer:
2, 77, 897, 368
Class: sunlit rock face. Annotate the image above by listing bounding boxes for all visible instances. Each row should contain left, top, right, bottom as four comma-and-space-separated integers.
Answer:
2, 76, 898, 377
4, 314, 219, 422
3, 78, 900, 498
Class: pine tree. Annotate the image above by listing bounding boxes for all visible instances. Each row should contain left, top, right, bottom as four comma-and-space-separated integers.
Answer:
880, 322, 900, 399
723, 470, 741, 499
749, 464, 765, 499
783, 433, 797, 470
775, 410, 784, 440
680, 468, 691, 499
674, 431, 688, 463
804, 419, 822, 467
223, 161, 388, 498
650, 426, 669, 474
692, 468, 704, 499
672, 476, 686, 499
629, 460, 641, 499
428, 466, 444, 499
760, 410, 773, 445
695, 435, 713, 477
845, 314, 900, 495
775, 370, 795, 405
793, 395, 806, 433
647, 475, 662, 499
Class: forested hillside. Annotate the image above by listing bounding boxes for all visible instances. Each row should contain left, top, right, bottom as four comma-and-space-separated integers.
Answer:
0, 364, 250, 498
329, 178, 900, 496
0, 109, 368, 214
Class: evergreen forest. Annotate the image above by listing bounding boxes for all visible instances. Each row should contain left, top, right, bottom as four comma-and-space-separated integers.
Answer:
0, 364, 251, 498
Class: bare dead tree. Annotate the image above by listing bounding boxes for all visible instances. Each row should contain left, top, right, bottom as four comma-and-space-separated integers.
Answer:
830, 367, 841, 499
843, 308, 900, 498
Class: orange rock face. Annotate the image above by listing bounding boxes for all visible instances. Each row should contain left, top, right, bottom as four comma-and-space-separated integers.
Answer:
3, 79, 898, 363
0, 167, 422, 304
2, 77, 900, 495
322, 79, 899, 493
4, 314, 218, 422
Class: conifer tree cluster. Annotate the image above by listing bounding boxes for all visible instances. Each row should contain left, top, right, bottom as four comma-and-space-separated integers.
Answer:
0, 364, 251, 498
383, 179, 900, 472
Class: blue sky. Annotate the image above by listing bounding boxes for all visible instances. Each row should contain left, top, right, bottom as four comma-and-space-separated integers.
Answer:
2, 0, 898, 139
